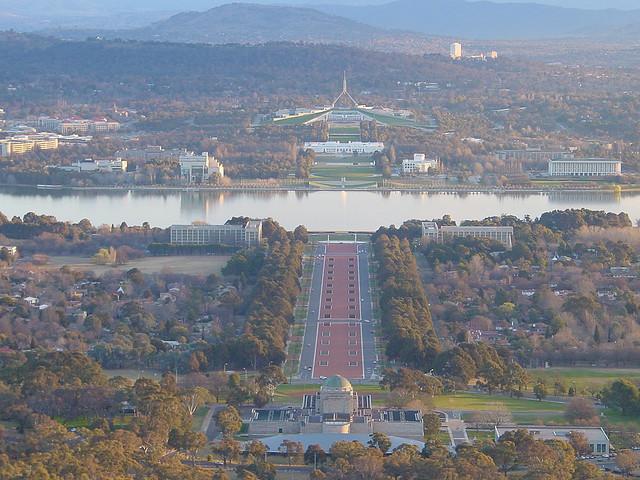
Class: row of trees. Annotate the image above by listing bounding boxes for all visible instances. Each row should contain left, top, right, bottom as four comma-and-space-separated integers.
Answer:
234, 223, 306, 367
374, 234, 440, 368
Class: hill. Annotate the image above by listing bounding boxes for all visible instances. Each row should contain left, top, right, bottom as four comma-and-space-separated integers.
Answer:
125, 3, 396, 44
314, 0, 640, 39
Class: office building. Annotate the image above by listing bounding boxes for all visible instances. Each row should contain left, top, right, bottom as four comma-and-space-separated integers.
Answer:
422, 222, 514, 249
0, 134, 59, 157
496, 148, 568, 162
179, 152, 224, 184
57, 158, 128, 173
116, 146, 188, 163
35, 117, 120, 135
450, 42, 463, 60
303, 141, 384, 155
402, 154, 438, 174
548, 158, 622, 177
170, 220, 262, 248
495, 426, 610, 456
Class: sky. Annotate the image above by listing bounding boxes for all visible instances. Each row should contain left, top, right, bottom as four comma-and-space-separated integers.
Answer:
469, 0, 640, 9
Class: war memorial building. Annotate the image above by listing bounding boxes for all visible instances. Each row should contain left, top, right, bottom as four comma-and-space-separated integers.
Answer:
247, 375, 425, 451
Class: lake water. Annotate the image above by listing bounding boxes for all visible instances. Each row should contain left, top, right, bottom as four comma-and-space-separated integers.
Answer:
0, 187, 638, 230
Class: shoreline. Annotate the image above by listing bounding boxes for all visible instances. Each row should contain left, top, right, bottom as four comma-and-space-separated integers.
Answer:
0, 183, 635, 195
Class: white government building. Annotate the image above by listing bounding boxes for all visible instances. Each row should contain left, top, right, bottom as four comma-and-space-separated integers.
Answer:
548, 158, 622, 177
169, 220, 263, 248
402, 154, 438, 174
179, 152, 224, 184
422, 222, 514, 249
303, 141, 384, 155
247, 375, 425, 452
56, 158, 127, 173
450, 42, 463, 60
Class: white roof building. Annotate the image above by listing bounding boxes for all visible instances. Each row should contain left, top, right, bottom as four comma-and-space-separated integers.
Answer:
402, 154, 438, 174
303, 141, 384, 155
495, 426, 610, 456
179, 152, 224, 184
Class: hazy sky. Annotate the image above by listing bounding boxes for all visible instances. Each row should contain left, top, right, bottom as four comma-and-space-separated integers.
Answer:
469, 0, 640, 9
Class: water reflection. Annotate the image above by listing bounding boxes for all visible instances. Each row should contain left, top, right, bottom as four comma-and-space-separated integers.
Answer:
0, 186, 637, 230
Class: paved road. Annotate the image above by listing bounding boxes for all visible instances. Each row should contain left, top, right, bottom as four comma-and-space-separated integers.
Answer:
298, 243, 326, 381
358, 243, 378, 381
297, 242, 377, 382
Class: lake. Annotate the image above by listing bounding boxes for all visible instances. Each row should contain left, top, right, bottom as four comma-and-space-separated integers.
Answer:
0, 187, 638, 230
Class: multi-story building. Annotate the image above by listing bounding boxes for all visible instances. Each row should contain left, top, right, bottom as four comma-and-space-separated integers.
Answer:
116, 146, 188, 163
548, 158, 622, 177
170, 220, 262, 248
35, 117, 120, 135
422, 222, 514, 249
35, 117, 61, 131
495, 148, 568, 162
179, 152, 224, 184
450, 42, 463, 60
91, 120, 121, 133
0, 134, 59, 157
57, 158, 128, 173
303, 141, 384, 155
402, 154, 438, 174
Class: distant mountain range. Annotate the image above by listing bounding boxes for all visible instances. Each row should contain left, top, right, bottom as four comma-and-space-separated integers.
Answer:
314, 0, 640, 39
10, 0, 640, 44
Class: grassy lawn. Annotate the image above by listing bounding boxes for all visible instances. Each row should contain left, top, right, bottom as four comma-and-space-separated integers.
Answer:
316, 155, 373, 165
467, 430, 495, 443
273, 383, 385, 405
328, 134, 361, 142
103, 368, 162, 381
311, 165, 380, 180
433, 393, 565, 414
272, 110, 329, 125
192, 405, 209, 432
527, 367, 640, 393
46, 255, 231, 276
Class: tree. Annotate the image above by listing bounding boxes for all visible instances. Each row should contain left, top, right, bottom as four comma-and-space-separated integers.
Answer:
616, 450, 640, 476
280, 439, 303, 466
181, 386, 212, 417
533, 381, 548, 401
565, 398, 598, 424
484, 440, 517, 474
304, 445, 327, 469
211, 468, 230, 480
423, 412, 442, 438
216, 406, 243, 438
568, 432, 592, 457
211, 438, 241, 467
602, 379, 640, 416
352, 448, 386, 480
330, 440, 367, 462
247, 440, 268, 461
368, 432, 392, 454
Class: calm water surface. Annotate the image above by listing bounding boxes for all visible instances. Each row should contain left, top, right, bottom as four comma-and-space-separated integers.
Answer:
0, 187, 638, 230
